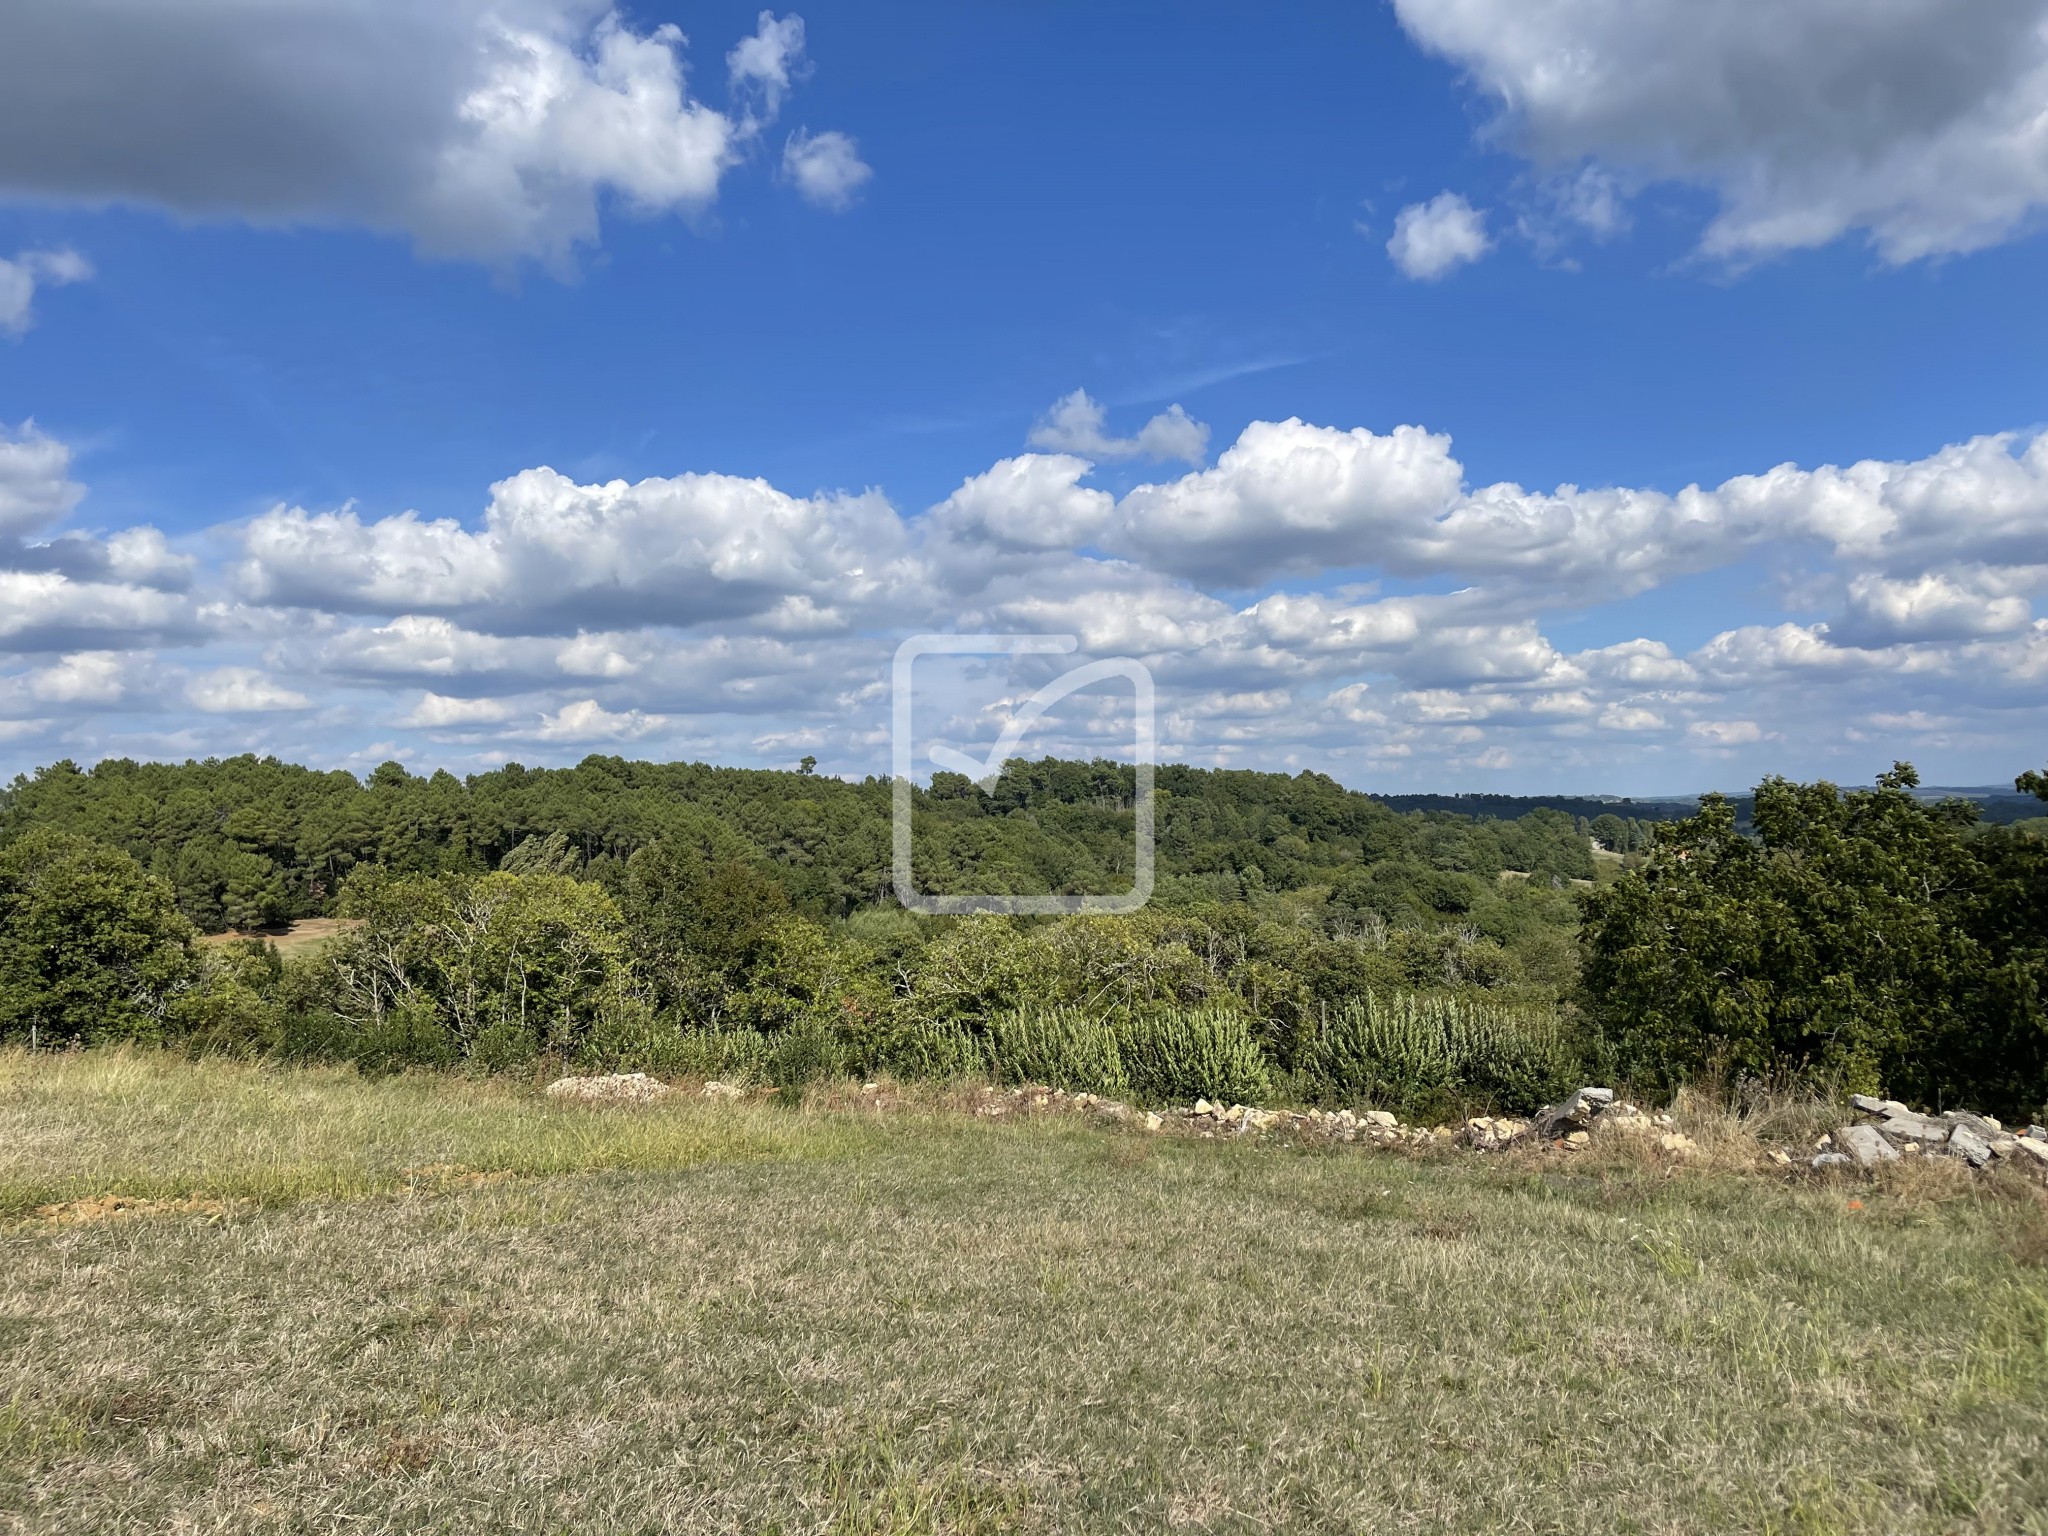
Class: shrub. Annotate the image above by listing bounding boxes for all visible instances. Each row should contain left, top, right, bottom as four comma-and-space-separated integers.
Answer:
767, 1017, 845, 1096
1115, 1007, 1273, 1106
988, 1007, 1129, 1096
581, 999, 776, 1082
1302, 992, 1573, 1119
881, 1020, 989, 1082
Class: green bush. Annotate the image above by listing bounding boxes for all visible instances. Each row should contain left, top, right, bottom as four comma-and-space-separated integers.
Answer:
881, 1020, 989, 1082
767, 1017, 845, 1096
1115, 1007, 1273, 1106
1302, 993, 1572, 1118
988, 1007, 1129, 1096
582, 998, 776, 1082
349, 997, 457, 1074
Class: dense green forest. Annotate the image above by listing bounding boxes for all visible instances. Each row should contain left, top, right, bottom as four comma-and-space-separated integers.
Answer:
0, 753, 1625, 930
1, 752, 2043, 1120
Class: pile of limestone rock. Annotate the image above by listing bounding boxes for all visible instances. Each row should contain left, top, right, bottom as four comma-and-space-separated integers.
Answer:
1176, 1084, 1701, 1156
1813, 1095, 2048, 1173
540, 1075, 2048, 1182
541, 1071, 674, 1105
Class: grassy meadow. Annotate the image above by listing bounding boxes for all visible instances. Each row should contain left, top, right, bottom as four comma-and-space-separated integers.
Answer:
4, 1050, 2048, 1535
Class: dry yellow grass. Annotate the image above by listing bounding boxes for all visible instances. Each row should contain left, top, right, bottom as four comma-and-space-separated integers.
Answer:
3, 1049, 2047, 1534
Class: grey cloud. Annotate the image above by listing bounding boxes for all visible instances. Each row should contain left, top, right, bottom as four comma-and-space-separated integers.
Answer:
1393, 0, 2048, 262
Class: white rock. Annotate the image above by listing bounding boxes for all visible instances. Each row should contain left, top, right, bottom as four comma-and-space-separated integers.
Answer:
1835, 1124, 1899, 1166
1363, 1110, 1399, 1129
1534, 1087, 1615, 1139
2008, 1137, 2048, 1166
545, 1073, 673, 1105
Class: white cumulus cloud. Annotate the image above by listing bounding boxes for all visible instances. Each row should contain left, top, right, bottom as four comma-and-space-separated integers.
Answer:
234, 464, 918, 633
187, 667, 312, 713
534, 697, 666, 742
1386, 192, 1492, 279
0, 421, 85, 538
401, 691, 519, 728
782, 129, 872, 210
1028, 390, 1210, 466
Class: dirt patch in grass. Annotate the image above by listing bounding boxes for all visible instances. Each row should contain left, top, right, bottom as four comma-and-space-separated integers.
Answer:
32, 1193, 248, 1226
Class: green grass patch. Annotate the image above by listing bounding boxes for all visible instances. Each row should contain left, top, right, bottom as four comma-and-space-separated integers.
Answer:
0, 1047, 883, 1217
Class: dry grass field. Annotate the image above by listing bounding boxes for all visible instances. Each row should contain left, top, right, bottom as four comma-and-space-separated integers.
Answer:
4, 1050, 2047, 1534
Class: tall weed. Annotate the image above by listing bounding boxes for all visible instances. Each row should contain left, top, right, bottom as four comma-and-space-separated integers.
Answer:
1302, 993, 1573, 1118
1114, 1008, 1273, 1105
988, 1008, 1129, 1096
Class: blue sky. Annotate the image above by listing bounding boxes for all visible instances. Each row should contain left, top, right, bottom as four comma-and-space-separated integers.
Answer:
2, 0, 2046, 793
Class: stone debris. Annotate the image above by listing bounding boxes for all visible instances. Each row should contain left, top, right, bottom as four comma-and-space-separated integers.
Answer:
542, 1072, 673, 1105
1462, 1116, 1529, 1151
1947, 1125, 1993, 1168
536, 1072, 2045, 1187
1533, 1087, 1615, 1140
1801, 1095, 2046, 1176
1834, 1124, 1900, 1167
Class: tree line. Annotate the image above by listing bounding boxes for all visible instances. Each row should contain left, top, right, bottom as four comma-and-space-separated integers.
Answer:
1, 752, 2042, 1119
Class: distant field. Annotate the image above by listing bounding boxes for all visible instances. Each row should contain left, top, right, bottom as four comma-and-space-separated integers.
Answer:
4, 1051, 2047, 1534
195, 916, 360, 956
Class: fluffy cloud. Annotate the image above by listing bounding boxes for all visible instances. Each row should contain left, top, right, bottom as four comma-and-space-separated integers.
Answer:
1393, 0, 2048, 263
186, 667, 311, 713
1836, 572, 2033, 645
401, 691, 519, 729
235, 464, 917, 632
534, 698, 667, 742
26, 651, 133, 706
1386, 192, 1492, 279
1027, 390, 1210, 465
782, 129, 872, 210
0, 571, 193, 651
1107, 419, 1464, 584
727, 11, 808, 122
933, 454, 1114, 553
0, 4, 859, 267
0, 248, 91, 336
0, 421, 83, 538
8, 409, 2048, 785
